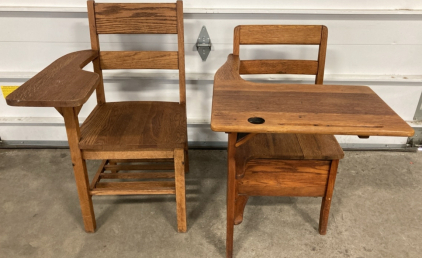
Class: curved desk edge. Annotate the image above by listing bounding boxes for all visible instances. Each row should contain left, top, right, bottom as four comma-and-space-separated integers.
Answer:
6, 50, 100, 108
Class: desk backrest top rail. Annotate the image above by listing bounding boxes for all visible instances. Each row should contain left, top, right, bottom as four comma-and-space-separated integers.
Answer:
236, 25, 324, 46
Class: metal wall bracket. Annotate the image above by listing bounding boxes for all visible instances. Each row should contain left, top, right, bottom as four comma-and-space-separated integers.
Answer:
196, 26, 211, 61
407, 127, 422, 148
413, 91, 422, 121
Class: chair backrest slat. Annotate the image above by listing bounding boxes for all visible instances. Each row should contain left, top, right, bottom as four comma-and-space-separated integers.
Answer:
239, 60, 318, 75
100, 51, 179, 70
238, 25, 322, 45
94, 3, 177, 34
234, 25, 328, 84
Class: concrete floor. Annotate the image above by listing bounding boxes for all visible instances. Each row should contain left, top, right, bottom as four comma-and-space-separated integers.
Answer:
0, 149, 421, 258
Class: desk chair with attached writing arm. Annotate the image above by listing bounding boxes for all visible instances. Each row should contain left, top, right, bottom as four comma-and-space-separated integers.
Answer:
6, 0, 188, 233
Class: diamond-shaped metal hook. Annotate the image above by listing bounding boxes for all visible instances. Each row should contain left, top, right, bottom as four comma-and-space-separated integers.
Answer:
196, 26, 211, 61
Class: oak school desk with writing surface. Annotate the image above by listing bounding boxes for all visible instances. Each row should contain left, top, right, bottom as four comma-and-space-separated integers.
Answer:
211, 54, 414, 258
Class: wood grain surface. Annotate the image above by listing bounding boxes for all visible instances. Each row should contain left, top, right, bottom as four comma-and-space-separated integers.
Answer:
176, 0, 186, 105
211, 54, 414, 137
63, 107, 96, 232
239, 60, 318, 75
95, 3, 177, 34
100, 172, 175, 180
99, 51, 179, 70
238, 159, 330, 197
6, 50, 99, 107
91, 181, 176, 195
319, 159, 339, 235
174, 148, 187, 232
82, 150, 174, 160
315, 26, 328, 84
103, 164, 174, 171
234, 133, 343, 176
234, 195, 249, 225
87, 0, 106, 104
79, 101, 187, 150
237, 25, 323, 45
226, 132, 238, 258
235, 25, 327, 80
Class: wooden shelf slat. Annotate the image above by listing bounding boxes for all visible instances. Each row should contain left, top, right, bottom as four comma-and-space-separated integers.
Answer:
100, 172, 175, 180
91, 181, 175, 195
109, 159, 173, 163
104, 164, 174, 171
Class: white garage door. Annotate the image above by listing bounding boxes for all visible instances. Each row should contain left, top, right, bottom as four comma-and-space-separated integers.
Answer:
1, 0, 421, 149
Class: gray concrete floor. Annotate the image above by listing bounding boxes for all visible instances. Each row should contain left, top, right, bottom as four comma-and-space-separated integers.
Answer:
0, 149, 421, 258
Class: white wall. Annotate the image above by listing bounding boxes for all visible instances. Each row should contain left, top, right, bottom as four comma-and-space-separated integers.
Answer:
1, 0, 422, 9
1, 1, 422, 146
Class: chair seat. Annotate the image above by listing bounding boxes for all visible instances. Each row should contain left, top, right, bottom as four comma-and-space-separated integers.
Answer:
79, 101, 187, 151
235, 133, 343, 173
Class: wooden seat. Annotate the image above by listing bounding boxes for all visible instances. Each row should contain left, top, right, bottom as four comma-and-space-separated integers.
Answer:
6, 0, 188, 234
224, 25, 344, 257
80, 102, 187, 150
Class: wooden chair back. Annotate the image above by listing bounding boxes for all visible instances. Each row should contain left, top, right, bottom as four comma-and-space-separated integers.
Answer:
87, 0, 186, 104
233, 25, 328, 84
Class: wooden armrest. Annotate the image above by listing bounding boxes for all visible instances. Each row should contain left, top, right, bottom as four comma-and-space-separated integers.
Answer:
6, 50, 99, 107
214, 54, 243, 82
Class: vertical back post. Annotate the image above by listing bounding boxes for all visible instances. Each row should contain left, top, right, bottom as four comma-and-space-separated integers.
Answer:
233, 26, 241, 56
87, 0, 106, 104
176, 0, 186, 105
315, 26, 328, 84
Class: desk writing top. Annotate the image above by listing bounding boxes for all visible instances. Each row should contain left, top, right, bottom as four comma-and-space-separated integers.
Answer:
211, 55, 413, 137
6, 50, 99, 108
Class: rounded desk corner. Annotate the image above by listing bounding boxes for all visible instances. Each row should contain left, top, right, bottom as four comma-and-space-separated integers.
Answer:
407, 128, 416, 137
5, 98, 17, 107
210, 123, 218, 132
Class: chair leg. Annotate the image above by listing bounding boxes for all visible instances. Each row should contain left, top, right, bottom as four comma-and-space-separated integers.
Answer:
234, 194, 249, 225
174, 148, 187, 233
226, 133, 237, 258
226, 176, 236, 258
63, 107, 96, 232
72, 157, 96, 232
319, 159, 339, 235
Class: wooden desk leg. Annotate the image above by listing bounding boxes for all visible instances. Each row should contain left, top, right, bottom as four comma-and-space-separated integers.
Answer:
63, 107, 96, 233
227, 133, 237, 258
319, 159, 339, 235
234, 195, 249, 225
